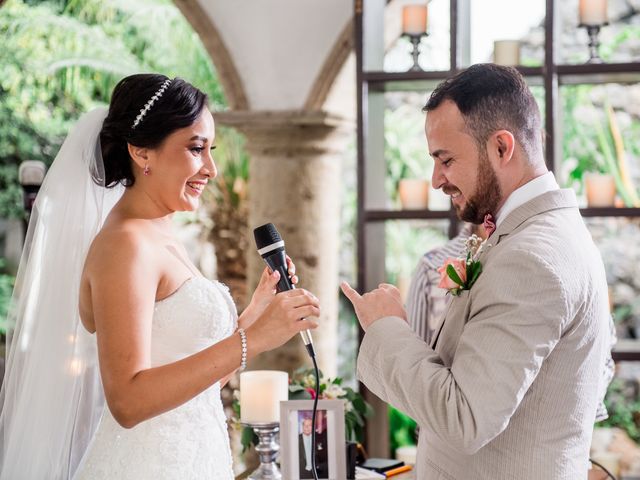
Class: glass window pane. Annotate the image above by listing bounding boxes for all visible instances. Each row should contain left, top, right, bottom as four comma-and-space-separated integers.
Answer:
558, 0, 640, 64
384, 0, 451, 72
559, 83, 640, 207
468, 0, 545, 67
384, 91, 451, 210
586, 218, 640, 345
385, 219, 450, 299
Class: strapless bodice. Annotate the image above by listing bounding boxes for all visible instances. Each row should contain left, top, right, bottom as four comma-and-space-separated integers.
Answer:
75, 277, 237, 480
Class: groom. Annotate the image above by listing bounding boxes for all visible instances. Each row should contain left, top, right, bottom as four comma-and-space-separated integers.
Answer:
342, 64, 611, 479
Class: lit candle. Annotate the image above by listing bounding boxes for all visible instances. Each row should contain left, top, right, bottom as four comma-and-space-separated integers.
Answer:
402, 5, 428, 36
240, 370, 289, 424
579, 0, 608, 26
493, 40, 521, 66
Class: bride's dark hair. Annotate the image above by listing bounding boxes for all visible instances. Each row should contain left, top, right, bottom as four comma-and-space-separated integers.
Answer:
99, 73, 208, 188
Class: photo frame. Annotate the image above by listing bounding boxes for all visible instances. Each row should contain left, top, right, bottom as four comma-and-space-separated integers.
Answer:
280, 399, 347, 480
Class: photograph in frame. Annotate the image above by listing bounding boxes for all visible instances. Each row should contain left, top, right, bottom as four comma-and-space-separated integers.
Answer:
280, 399, 346, 480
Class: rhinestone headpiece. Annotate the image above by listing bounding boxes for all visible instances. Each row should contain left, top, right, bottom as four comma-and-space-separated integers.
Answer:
131, 79, 172, 129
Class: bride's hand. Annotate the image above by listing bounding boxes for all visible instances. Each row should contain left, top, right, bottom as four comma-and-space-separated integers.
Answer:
239, 257, 298, 329
246, 289, 320, 354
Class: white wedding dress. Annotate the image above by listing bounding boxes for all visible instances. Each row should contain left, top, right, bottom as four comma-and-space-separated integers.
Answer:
75, 276, 236, 480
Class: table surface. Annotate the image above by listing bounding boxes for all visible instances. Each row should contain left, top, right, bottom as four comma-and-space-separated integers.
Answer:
389, 471, 414, 479
235, 469, 415, 479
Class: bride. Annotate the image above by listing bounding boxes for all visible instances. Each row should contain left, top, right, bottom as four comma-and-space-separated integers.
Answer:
0, 74, 320, 479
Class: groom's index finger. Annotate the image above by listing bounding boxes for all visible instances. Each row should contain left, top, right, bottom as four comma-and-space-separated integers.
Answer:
340, 281, 361, 305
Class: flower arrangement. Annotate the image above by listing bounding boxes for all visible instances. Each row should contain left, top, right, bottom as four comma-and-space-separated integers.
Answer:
232, 367, 373, 452
437, 233, 485, 296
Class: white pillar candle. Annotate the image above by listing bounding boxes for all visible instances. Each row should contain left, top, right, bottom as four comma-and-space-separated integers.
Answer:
240, 370, 289, 424
402, 5, 428, 35
398, 179, 430, 209
585, 172, 616, 207
579, 0, 608, 25
395, 445, 418, 465
493, 40, 521, 66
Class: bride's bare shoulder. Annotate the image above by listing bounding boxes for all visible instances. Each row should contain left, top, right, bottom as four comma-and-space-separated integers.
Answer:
84, 217, 156, 275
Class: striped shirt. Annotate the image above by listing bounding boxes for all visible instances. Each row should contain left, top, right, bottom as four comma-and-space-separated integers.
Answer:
406, 224, 472, 345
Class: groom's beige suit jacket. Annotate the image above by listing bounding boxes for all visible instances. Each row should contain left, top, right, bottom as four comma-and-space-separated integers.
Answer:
358, 189, 610, 479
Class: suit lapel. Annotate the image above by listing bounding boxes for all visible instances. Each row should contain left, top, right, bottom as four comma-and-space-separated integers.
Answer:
430, 189, 579, 353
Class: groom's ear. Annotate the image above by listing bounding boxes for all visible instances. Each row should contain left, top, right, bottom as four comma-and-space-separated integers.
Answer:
127, 143, 149, 169
490, 130, 515, 167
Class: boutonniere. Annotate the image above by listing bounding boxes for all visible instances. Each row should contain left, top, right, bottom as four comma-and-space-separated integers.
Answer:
437, 233, 487, 296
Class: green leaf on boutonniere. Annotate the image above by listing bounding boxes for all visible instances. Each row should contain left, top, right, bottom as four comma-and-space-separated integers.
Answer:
467, 262, 483, 289
446, 264, 464, 287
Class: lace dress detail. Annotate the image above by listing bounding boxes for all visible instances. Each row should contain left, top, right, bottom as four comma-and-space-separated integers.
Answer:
75, 277, 237, 480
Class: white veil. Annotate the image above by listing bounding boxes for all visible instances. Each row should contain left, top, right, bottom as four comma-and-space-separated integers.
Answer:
0, 108, 124, 479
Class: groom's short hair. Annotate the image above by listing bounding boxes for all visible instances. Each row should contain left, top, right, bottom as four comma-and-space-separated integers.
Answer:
424, 64, 543, 164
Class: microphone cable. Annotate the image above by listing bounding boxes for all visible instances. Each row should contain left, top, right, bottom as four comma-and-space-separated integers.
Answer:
309, 347, 320, 480
589, 458, 617, 480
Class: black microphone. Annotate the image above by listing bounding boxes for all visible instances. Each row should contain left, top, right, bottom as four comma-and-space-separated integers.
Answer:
253, 223, 315, 358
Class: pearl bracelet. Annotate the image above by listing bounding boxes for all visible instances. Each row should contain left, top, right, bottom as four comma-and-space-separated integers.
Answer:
238, 327, 247, 371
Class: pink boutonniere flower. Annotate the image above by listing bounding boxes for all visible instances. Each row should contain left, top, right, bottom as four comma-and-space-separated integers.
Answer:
438, 233, 486, 296
437, 258, 467, 290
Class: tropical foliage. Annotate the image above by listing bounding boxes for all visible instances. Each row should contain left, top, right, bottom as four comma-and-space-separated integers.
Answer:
0, 259, 15, 335
0, 0, 225, 218
562, 84, 640, 206
0, 0, 226, 330
599, 377, 640, 443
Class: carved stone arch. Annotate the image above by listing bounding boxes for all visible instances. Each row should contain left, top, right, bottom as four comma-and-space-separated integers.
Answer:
172, 0, 249, 110
304, 20, 353, 110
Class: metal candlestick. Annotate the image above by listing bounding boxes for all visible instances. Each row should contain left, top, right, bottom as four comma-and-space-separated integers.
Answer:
243, 422, 282, 480
403, 32, 428, 72
579, 23, 608, 64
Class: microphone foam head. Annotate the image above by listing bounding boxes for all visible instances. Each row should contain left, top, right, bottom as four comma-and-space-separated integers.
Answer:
254, 223, 282, 250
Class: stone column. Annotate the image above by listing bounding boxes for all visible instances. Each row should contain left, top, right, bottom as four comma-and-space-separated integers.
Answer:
216, 110, 351, 377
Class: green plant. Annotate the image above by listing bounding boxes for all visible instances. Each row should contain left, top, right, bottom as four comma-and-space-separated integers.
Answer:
0, 259, 16, 335
598, 377, 640, 443
0, 0, 227, 217
562, 86, 640, 206
210, 126, 249, 209
592, 104, 640, 207
389, 406, 417, 454
233, 367, 373, 453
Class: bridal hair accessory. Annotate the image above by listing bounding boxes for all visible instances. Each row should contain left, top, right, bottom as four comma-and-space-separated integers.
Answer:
132, 78, 172, 129
438, 233, 486, 296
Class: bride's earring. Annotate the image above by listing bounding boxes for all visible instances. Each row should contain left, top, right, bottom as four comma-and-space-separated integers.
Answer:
144, 164, 150, 176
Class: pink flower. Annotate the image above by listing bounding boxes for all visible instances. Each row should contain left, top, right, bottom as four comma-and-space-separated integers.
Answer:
437, 257, 467, 290
306, 387, 317, 399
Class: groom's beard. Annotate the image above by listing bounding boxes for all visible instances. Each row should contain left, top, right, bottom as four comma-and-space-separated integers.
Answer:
459, 151, 502, 224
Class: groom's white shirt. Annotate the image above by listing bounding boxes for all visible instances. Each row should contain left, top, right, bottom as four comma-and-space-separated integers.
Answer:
495, 171, 559, 227
358, 185, 610, 479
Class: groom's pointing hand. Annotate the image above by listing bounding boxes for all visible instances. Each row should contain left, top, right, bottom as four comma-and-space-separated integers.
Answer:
340, 281, 407, 332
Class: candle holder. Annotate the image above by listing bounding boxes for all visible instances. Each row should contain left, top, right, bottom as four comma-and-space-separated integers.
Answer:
579, 23, 608, 64
402, 32, 428, 72
242, 422, 282, 480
